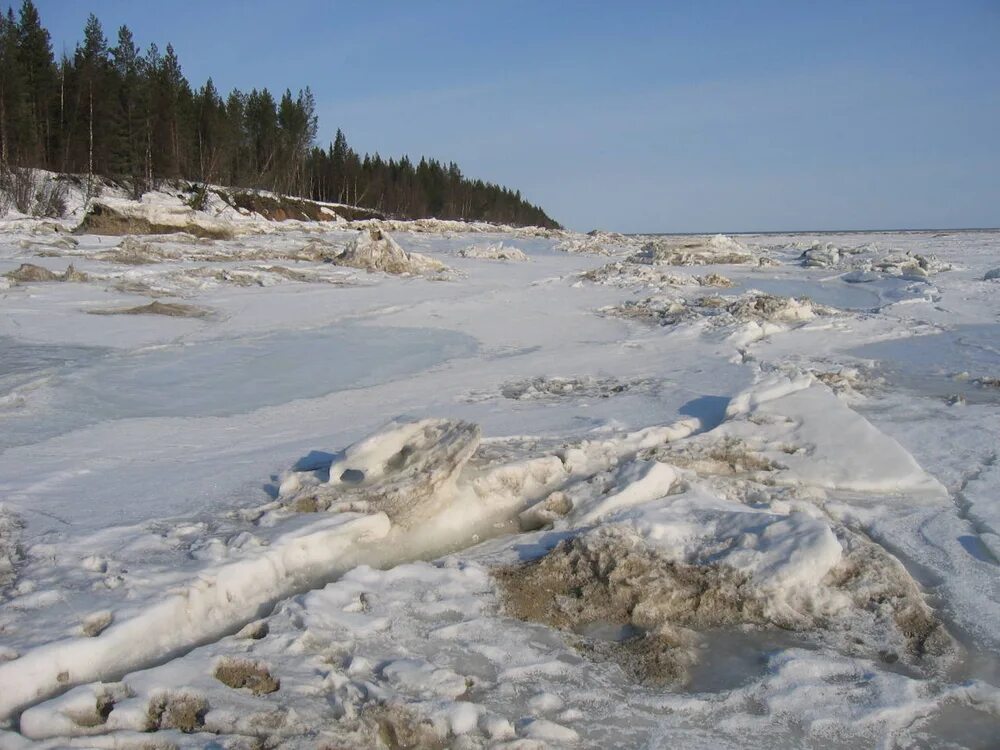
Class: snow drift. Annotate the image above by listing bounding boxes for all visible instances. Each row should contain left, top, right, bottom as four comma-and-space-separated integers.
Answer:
329, 227, 449, 275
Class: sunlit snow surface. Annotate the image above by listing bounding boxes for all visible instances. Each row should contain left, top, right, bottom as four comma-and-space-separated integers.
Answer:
1, 216, 999, 749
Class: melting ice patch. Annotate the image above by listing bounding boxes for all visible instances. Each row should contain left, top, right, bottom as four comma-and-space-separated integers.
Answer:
0, 325, 477, 449
852, 324, 1000, 405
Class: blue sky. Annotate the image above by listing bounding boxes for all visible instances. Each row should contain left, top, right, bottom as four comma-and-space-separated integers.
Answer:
31, 0, 1000, 232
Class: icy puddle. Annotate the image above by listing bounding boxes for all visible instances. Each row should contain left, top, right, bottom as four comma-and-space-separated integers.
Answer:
734, 275, 925, 311
0, 337, 110, 404
0, 338, 111, 381
0, 325, 477, 449
851, 324, 1000, 404
685, 628, 813, 693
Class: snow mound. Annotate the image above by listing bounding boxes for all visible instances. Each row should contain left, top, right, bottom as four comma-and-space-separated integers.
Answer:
0, 505, 23, 592
491, 376, 953, 681
280, 419, 480, 526
800, 241, 858, 268
79, 197, 240, 239
630, 234, 758, 266
349, 216, 563, 237
0, 512, 389, 721
17, 235, 78, 252
799, 241, 951, 279
708, 380, 948, 495
494, 375, 660, 401
581, 260, 733, 290
605, 291, 833, 330
4, 262, 87, 283
91, 235, 184, 265
87, 301, 212, 319
722, 292, 823, 322
557, 230, 636, 255
330, 228, 450, 275
811, 365, 883, 398
458, 242, 529, 261
498, 500, 950, 685
16, 551, 978, 747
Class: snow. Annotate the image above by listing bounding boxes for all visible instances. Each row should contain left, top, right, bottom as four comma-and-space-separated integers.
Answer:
458, 241, 529, 261
330, 227, 450, 275
0, 193, 999, 747
630, 233, 761, 266
0, 512, 389, 720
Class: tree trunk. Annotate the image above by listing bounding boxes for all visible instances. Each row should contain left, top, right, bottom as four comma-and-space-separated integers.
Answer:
1, 81, 7, 165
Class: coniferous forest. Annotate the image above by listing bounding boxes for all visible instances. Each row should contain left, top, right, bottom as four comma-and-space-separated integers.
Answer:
0, 2, 559, 227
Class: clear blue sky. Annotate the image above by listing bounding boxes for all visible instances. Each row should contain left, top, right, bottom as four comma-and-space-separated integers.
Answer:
30, 0, 1000, 232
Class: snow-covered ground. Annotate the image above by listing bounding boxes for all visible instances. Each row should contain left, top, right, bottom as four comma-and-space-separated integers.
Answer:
1, 196, 999, 748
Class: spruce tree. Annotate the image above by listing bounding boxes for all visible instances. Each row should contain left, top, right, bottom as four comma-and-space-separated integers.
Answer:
111, 25, 145, 194
0, 9, 24, 164
0, 5, 560, 226
75, 14, 109, 181
16, 0, 56, 165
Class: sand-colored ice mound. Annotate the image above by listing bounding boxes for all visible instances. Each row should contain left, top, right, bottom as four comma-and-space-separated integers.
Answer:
581, 260, 733, 290
329, 228, 450, 275
91, 235, 184, 265
606, 291, 832, 329
557, 230, 637, 255
90, 235, 352, 267
79, 198, 238, 239
87, 301, 212, 318
109, 264, 361, 296
458, 242, 529, 261
4, 262, 88, 283
496, 375, 659, 401
0, 506, 23, 593
629, 234, 759, 266
497, 506, 951, 685
344, 216, 561, 237
17, 235, 79, 253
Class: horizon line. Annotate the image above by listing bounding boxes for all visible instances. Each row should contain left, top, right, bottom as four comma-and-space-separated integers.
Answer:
622, 226, 1000, 237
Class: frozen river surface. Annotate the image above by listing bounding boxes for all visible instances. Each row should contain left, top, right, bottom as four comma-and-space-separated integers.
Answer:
1, 220, 999, 749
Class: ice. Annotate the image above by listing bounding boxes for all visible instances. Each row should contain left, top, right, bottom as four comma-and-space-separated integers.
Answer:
630, 234, 759, 266
0, 325, 476, 450
732, 276, 907, 311
0, 511, 389, 721
718, 380, 948, 495
1, 214, 999, 746
329, 227, 450, 275
851, 324, 1000, 405
458, 241, 529, 261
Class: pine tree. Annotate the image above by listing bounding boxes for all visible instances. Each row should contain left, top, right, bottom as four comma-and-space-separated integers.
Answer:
0, 9, 24, 165
15, 0, 56, 165
110, 24, 145, 194
0, 6, 560, 227
75, 13, 109, 184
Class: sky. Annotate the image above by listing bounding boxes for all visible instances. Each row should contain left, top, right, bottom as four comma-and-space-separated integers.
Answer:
30, 0, 1000, 232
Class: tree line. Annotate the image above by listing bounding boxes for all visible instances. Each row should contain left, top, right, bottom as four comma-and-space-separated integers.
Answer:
0, 2, 559, 227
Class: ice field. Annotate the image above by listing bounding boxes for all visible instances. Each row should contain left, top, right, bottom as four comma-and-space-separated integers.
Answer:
1, 194, 999, 748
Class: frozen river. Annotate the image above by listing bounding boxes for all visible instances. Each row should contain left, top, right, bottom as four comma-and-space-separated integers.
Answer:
1, 219, 998, 748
